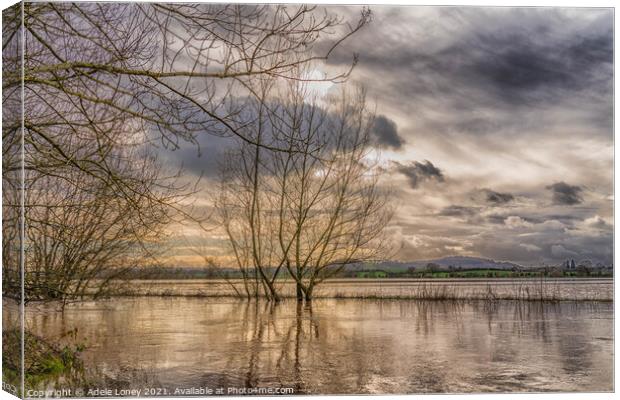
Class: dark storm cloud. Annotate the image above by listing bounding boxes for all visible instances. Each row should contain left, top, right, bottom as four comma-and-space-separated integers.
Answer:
438, 205, 479, 217
545, 214, 583, 223
174, 7, 612, 267
393, 160, 444, 189
326, 7, 613, 266
161, 97, 403, 178
486, 214, 508, 225
461, 31, 613, 103
546, 182, 584, 205
160, 133, 235, 178
326, 7, 612, 131
372, 115, 405, 149
483, 189, 514, 205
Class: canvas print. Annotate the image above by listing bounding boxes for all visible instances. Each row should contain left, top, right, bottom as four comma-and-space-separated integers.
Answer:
1, 2, 613, 398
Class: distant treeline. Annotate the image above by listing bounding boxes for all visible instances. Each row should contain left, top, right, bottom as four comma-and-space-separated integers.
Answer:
119, 266, 243, 280
118, 264, 612, 280
340, 268, 613, 279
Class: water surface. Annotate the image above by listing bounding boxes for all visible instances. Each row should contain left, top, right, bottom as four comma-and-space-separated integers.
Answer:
122, 278, 613, 301
24, 297, 613, 394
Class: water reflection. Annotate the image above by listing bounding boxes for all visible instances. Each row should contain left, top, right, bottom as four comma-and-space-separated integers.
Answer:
24, 298, 613, 394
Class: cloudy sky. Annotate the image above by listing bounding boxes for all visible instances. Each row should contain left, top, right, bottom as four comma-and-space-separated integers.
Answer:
168, 6, 613, 267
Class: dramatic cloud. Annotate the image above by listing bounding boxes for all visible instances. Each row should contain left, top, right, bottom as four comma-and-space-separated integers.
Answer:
159, 134, 235, 178
176, 7, 613, 266
546, 182, 584, 205
394, 160, 444, 189
456, 30, 613, 106
520, 243, 541, 252
372, 115, 405, 149
551, 244, 578, 258
504, 216, 532, 229
483, 189, 514, 205
328, 7, 612, 119
438, 205, 479, 218
584, 215, 609, 229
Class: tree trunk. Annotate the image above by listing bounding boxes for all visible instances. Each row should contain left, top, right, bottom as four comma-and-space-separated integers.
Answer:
296, 269, 303, 301
296, 283, 303, 301
260, 276, 280, 302
271, 286, 281, 302
304, 286, 313, 303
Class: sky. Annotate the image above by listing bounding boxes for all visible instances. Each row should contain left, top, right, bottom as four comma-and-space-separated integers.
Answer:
165, 6, 613, 267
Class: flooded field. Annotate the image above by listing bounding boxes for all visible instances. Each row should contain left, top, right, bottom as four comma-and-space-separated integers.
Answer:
119, 278, 613, 301
19, 295, 614, 395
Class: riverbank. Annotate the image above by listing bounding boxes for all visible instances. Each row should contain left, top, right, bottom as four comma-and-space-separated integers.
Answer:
2, 328, 86, 395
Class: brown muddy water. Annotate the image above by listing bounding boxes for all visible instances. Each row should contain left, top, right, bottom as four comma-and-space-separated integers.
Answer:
18, 295, 614, 395
121, 278, 613, 301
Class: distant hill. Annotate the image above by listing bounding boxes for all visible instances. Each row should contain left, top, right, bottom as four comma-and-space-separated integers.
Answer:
124, 256, 528, 279
344, 256, 526, 272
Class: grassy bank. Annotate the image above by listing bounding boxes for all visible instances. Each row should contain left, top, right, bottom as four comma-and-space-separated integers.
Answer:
2, 329, 86, 395
347, 269, 613, 279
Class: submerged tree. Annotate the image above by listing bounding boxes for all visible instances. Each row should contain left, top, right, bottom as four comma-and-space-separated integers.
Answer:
24, 144, 175, 304
214, 77, 393, 302
2, 4, 24, 302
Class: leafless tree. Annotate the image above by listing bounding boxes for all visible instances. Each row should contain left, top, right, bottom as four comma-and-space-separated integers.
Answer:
2, 3, 370, 301
4, 3, 371, 178
3, 4, 24, 300
215, 77, 393, 302
187, 233, 249, 298
23, 143, 177, 305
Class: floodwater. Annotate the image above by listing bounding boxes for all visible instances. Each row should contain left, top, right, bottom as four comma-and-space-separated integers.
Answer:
124, 278, 613, 301
22, 296, 613, 395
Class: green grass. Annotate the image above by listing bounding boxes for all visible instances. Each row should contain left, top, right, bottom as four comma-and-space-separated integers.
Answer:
2, 329, 87, 395
355, 271, 388, 278
405, 269, 611, 279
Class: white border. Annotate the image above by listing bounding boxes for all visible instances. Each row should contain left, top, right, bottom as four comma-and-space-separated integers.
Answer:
0, 1, 615, 400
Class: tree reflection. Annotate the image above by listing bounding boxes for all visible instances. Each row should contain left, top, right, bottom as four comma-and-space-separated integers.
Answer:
22, 298, 613, 395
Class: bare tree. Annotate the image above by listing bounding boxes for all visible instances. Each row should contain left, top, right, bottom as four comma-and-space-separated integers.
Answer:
3, 4, 24, 300
24, 142, 177, 305
3, 4, 370, 302
215, 77, 393, 302
187, 233, 249, 298
4, 3, 371, 182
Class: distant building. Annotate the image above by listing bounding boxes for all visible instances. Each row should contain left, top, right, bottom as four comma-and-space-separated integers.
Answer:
564, 259, 576, 270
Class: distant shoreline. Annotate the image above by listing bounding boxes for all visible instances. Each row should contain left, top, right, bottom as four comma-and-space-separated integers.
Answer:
9, 278, 611, 305
110, 277, 613, 302
120, 276, 613, 281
